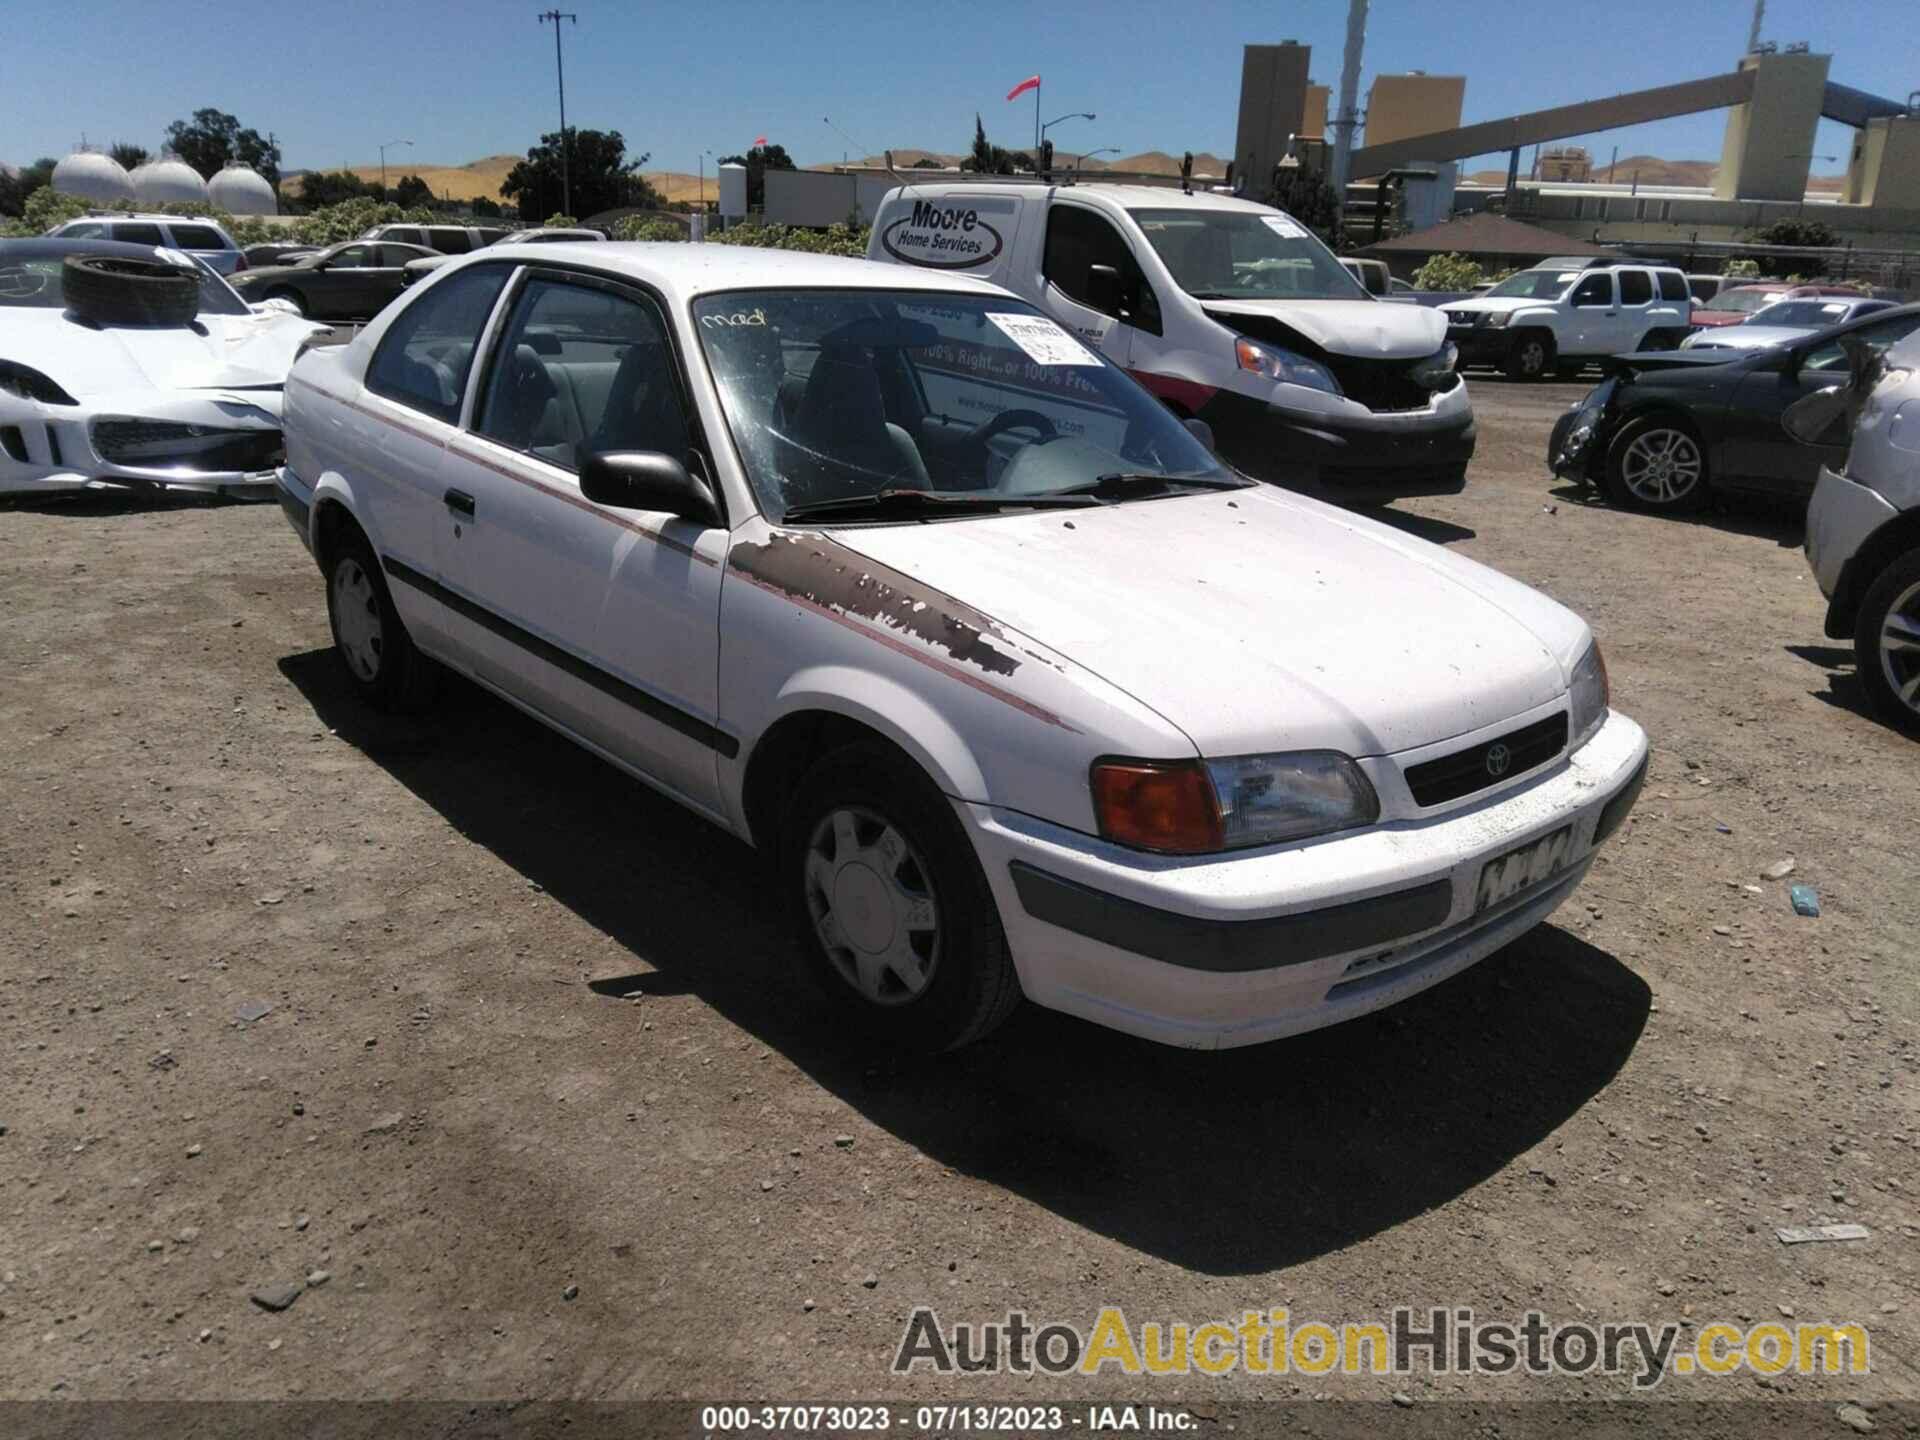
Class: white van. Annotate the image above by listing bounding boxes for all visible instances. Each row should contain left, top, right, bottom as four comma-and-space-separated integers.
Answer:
866, 182, 1474, 502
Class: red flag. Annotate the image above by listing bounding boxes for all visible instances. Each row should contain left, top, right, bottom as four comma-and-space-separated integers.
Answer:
753, 135, 768, 147
1006, 75, 1040, 102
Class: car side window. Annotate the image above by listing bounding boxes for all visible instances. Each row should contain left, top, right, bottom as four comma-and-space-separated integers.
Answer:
1657, 271, 1689, 302
386, 227, 425, 247
1571, 274, 1613, 308
365, 264, 511, 423
1802, 313, 1920, 372
331, 245, 373, 268
113, 223, 166, 246
1618, 270, 1652, 305
63, 222, 106, 239
434, 230, 473, 255
1042, 205, 1161, 334
169, 224, 227, 250
475, 276, 690, 476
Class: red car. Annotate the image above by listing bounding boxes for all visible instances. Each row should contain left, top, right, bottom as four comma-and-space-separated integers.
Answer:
1691, 282, 1865, 329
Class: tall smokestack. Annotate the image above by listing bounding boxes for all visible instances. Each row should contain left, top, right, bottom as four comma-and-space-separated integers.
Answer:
1746, 0, 1765, 53
1329, 0, 1368, 195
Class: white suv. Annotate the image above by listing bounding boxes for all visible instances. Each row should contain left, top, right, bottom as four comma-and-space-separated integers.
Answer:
358, 222, 511, 255
1445, 258, 1695, 380
48, 213, 245, 275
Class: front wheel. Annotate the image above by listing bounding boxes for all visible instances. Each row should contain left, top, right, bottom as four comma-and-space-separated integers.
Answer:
1854, 550, 1920, 735
1605, 416, 1710, 513
325, 527, 437, 711
1504, 331, 1554, 381
266, 287, 306, 316
781, 742, 1020, 1053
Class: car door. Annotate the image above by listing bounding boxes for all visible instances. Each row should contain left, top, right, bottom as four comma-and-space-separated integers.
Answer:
315, 244, 379, 318
1038, 202, 1153, 366
1567, 272, 1615, 355
1725, 311, 1920, 493
352, 261, 517, 651
367, 246, 417, 312
433, 267, 728, 815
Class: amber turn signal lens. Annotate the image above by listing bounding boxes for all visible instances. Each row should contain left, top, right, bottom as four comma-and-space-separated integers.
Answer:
1090, 760, 1224, 854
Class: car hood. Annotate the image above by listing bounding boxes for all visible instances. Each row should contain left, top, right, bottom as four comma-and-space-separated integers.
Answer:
820, 487, 1588, 758
1443, 296, 1543, 318
1, 307, 323, 397
1199, 298, 1445, 358
1686, 324, 1809, 350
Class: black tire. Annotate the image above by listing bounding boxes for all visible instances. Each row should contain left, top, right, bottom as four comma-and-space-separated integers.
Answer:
1504, 330, 1555, 381
1639, 329, 1681, 352
1603, 414, 1711, 514
265, 286, 307, 317
1853, 548, 1920, 736
62, 254, 200, 327
781, 741, 1020, 1053
323, 524, 437, 712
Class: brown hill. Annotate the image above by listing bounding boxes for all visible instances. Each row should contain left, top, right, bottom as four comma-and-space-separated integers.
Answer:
823, 147, 1230, 176
286, 154, 710, 207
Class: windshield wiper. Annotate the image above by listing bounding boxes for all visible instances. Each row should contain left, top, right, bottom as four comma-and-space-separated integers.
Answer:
779, 487, 1097, 523
1054, 471, 1251, 500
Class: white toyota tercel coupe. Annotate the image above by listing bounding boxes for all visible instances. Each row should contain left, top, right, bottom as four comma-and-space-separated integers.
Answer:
276, 244, 1648, 1052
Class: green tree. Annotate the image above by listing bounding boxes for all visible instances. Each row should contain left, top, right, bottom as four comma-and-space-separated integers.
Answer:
1265, 158, 1344, 248
163, 108, 281, 186
910, 157, 944, 170
500, 129, 662, 223
109, 143, 149, 172
1747, 217, 1839, 278
293, 169, 385, 209
0, 158, 55, 220
391, 174, 434, 208
714, 143, 795, 212
1411, 252, 1484, 291
471, 195, 503, 218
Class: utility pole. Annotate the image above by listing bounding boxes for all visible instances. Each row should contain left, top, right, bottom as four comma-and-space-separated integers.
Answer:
538, 9, 578, 217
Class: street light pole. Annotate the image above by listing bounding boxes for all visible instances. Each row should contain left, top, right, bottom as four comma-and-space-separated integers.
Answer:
379, 138, 413, 198
537, 9, 578, 217
1041, 111, 1095, 142
824, 116, 865, 169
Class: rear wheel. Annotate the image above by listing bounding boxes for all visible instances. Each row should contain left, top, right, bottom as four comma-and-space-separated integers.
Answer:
781, 742, 1020, 1053
324, 525, 437, 711
1605, 416, 1710, 513
1854, 550, 1920, 735
1504, 330, 1554, 381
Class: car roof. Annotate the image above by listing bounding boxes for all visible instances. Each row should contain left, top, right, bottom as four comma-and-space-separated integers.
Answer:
2, 236, 197, 260
890, 179, 1281, 215
456, 242, 1013, 303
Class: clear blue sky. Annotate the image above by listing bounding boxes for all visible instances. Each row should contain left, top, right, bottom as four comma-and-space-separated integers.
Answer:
4, 0, 1907, 181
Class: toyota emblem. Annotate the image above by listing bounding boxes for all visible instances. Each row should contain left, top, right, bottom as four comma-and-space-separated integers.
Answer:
1485, 743, 1513, 777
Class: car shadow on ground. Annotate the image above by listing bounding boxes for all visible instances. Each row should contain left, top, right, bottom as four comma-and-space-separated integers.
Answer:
279, 647, 1651, 1277
1542, 480, 1807, 549
0, 491, 269, 516
1357, 507, 1476, 545
1786, 642, 1917, 739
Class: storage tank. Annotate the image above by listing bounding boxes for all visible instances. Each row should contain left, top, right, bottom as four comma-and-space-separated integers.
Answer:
208, 161, 277, 215
131, 153, 209, 206
52, 150, 137, 205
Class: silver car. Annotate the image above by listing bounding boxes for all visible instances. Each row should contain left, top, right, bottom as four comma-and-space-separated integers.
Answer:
1682, 296, 1897, 353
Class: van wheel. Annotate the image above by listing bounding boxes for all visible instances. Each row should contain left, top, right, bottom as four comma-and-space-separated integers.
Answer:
1853, 550, 1920, 735
1504, 331, 1554, 381
1604, 415, 1709, 513
324, 527, 438, 712
781, 742, 1020, 1053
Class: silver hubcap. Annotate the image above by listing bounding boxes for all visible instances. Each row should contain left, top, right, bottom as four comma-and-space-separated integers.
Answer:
331, 558, 384, 682
1879, 581, 1920, 716
1518, 341, 1545, 374
1620, 429, 1702, 504
804, 807, 939, 1005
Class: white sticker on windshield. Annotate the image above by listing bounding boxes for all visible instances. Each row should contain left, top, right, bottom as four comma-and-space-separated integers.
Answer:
1261, 215, 1308, 240
986, 312, 1100, 366
1558, 273, 1580, 282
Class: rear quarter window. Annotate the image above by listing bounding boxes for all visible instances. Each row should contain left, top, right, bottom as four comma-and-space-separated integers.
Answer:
110, 223, 166, 246
1619, 270, 1653, 305
431, 229, 474, 255
1657, 271, 1689, 302
167, 224, 229, 249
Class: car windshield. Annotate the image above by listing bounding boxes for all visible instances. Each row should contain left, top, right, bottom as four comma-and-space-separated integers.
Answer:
0, 242, 249, 317
1749, 299, 1853, 327
1705, 288, 1786, 315
1126, 208, 1368, 301
1485, 269, 1581, 300
693, 288, 1236, 523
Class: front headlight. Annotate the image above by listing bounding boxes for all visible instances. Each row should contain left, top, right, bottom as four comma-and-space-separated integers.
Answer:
1089, 752, 1379, 853
1568, 640, 1610, 751
1235, 335, 1340, 395
1481, 311, 1512, 328
1409, 343, 1458, 390
0, 359, 79, 406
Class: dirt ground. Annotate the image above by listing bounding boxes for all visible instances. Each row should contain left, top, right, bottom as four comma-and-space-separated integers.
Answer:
1, 378, 1915, 1428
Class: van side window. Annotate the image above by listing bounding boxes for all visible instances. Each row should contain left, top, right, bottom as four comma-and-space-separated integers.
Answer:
366, 264, 511, 423
1042, 206, 1161, 334
1619, 270, 1653, 305
1657, 271, 1689, 303
112, 223, 166, 246
433, 229, 474, 255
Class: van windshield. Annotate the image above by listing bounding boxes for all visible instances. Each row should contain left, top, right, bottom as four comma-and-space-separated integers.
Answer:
693, 288, 1238, 523
1127, 209, 1368, 301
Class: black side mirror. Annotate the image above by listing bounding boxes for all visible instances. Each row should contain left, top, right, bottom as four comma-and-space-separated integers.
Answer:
1183, 417, 1216, 453
1781, 384, 1848, 445
1086, 263, 1126, 318
580, 450, 721, 526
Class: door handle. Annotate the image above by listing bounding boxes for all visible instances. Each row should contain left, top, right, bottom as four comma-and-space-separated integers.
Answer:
444, 488, 476, 517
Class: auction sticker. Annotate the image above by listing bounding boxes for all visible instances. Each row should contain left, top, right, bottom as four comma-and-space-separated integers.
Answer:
986, 313, 1100, 366
1261, 214, 1308, 239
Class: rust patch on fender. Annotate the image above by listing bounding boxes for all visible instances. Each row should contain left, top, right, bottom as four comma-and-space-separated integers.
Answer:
729, 533, 1022, 677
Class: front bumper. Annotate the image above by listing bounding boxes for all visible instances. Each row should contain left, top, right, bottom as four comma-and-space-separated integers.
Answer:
1200, 383, 1476, 502
1805, 464, 1900, 634
964, 709, 1648, 1049
0, 389, 284, 500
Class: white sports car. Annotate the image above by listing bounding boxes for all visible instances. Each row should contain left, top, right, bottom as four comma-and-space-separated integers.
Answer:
0, 238, 327, 499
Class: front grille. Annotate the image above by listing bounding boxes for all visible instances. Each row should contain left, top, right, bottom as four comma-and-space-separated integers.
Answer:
92, 418, 284, 474
1324, 354, 1455, 413
1403, 712, 1569, 807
